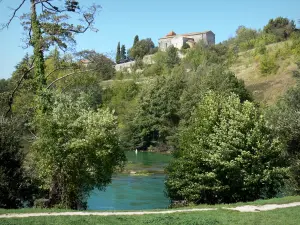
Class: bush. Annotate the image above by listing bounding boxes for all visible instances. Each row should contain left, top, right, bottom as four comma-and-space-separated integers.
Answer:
260, 53, 279, 75
254, 42, 267, 55
263, 17, 296, 41
0, 117, 38, 208
181, 43, 190, 50
165, 92, 288, 204
266, 83, 300, 194
32, 93, 126, 209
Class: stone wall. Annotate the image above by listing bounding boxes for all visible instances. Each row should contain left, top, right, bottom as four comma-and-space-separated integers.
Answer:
115, 61, 136, 72
115, 55, 155, 72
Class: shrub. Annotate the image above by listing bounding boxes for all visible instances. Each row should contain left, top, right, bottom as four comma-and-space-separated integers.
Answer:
165, 92, 288, 204
254, 42, 267, 55
0, 117, 38, 208
260, 53, 279, 75
32, 93, 125, 209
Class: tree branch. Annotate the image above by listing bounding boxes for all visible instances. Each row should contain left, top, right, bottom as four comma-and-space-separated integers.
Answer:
1, 0, 26, 30
46, 69, 95, 89
5, 63, 35, 117
45, 66, 73, 79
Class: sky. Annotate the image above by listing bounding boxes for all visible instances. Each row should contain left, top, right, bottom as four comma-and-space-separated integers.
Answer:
0, 0, 299, 79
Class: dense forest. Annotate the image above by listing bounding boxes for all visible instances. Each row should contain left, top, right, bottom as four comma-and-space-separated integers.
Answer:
0, 1, 300, 209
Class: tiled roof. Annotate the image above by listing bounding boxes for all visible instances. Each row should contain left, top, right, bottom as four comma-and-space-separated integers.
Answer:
166, 30, 176, 37
159, 30, 214, 40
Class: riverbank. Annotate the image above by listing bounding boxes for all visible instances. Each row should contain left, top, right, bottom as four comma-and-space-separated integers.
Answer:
1, 196, 300, 224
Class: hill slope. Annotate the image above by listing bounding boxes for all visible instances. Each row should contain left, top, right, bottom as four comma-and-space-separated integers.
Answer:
231, 41, 298, 105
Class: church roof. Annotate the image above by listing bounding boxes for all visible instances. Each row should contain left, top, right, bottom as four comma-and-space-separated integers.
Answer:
159, 30, 214, 40
166, 31, 176, 37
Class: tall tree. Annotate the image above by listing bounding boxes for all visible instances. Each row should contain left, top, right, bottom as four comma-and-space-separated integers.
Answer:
1, 0, 100, 92
121, 44, 126, 60
166, 92, 287, 205
0, 116, 38, 209
116, 42, 121, 64
133, 35, 139, 46
263, 17, 296, 40
32, 93, 125, 209
129, 38, 155, 59
165, 45, 180, 69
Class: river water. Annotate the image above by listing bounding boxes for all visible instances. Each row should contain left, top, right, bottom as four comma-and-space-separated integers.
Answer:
87, 151, 172, 210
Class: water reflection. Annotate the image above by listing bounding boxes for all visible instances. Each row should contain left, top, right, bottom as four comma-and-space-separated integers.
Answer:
87, 152, 172, 210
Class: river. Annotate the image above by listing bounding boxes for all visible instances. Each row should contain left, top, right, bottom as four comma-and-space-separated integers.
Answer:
87, 151, 172, 210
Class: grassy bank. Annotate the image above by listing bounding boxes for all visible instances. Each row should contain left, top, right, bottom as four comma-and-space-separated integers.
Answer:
1, 196, 300, 225
1, 207, 300, 225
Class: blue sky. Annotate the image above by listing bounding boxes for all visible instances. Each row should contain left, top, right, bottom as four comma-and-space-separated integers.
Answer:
0, 0, 299, 79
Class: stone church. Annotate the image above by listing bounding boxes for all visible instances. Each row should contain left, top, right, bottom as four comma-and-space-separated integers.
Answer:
158, 30, 215, 51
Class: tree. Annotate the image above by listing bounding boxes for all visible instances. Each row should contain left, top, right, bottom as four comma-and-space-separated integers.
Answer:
128, 69, 186, 150
266, 83, 300, 194
1, 0, 100, 92
263, 17, 296, 40
129, 38, 155, 59
116, 42, 121, 64
76, 50, 116, 80
166, 92, 287, 205
133, 35, 139, 46
179, 65, 252, 122
121, 44, 127, 60
32, 93, 125, 209
165, 45, 180, 69
0, 116, 38, 208
181, 42, 190, 50
235, 26, 258, 51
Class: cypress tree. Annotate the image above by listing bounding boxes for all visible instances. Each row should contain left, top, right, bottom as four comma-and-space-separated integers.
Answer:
121, 44, 126, 60
133, 35, 139, 46
116, 42, 121, 64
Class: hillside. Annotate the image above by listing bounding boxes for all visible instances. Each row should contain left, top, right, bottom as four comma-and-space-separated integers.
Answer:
231, 41, 298, 105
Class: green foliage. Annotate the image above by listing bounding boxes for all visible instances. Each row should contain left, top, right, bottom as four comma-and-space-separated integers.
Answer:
131, 58, 144, 71
290, 32, 300, 57
235, 26, 258, 51
180, 66, 252, 122
121, 45, 127, 60
128, 69, 185, 150
116, 42, 121, 64
166, 92, 288, 204
254, 42, 267, 55
183, 42, 236, 71
166, 46, 180, 69
181, 42, 190, 50
76, 50, 116, 80
0, 79, 10, 93
143, 63, 165, 77
129, 38, 155, 59
263, 17, 296, 41
133, 35, 139, 46
31, 92, 125, 209
3, 200, 300, 225
266, 83, 300, 194
259, 52, 279, 75
0, 79, 11, 116
0, 117, 38, 208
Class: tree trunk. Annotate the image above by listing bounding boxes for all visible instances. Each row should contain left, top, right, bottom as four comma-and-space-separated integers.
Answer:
30, 0, 46, 91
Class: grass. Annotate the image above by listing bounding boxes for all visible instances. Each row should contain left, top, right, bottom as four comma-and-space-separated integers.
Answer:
1, 196, 299, 215
230, 40, 297, 105
1, 196, 300, 225
1, 207, 300, 225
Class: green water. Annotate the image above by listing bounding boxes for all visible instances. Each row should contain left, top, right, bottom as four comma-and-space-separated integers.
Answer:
88, 151, 172, 210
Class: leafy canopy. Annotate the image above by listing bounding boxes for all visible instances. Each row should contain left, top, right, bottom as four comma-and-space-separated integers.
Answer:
32, 92, 125, 209
166, 92, 287, 204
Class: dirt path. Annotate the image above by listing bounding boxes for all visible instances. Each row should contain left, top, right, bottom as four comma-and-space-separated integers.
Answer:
1, 202, 300, 218
0, 208, 216, 218
226, 202, 300, 212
